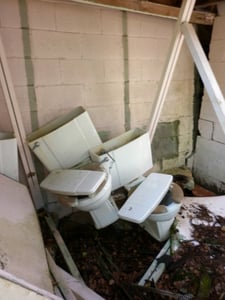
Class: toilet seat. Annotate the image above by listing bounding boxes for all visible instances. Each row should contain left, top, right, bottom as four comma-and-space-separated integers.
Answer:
118, 173, 173, 223
40, 169, 106, 196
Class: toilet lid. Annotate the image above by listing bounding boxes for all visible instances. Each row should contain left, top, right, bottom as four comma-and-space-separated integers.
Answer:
118, 173, 173, 223
40, 169, 106, 196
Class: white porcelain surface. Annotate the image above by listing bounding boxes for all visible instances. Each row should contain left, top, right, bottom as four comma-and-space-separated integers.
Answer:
90, 129, 153, 191
40, 169, 106, 196
28, 109, 102, 171
118, 173, 173, 223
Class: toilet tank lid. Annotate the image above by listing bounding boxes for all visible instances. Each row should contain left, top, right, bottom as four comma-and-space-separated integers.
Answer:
40, 169, 106, 196
118, 173, 173, 223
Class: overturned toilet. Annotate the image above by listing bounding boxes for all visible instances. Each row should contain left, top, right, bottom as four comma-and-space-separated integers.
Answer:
27, 106, 182, 241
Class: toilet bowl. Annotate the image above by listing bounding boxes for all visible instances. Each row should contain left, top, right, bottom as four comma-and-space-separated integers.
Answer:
118, 173, 182, 242
40, 169, 119, 229
27, 106, 181, 236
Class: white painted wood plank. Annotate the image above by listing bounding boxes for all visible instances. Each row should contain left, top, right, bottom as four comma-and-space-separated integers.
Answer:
0, 270, 62, 300
182, 22, 225, 136
0, 33, 43, 209
0, 174, 53, 292
45, 216, 83, 282
46, 250, 105, 300
148, 0, 196, 141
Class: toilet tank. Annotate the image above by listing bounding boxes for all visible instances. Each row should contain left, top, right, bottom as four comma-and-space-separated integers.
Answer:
89, 128, 153, 191
27, 107, 102, 171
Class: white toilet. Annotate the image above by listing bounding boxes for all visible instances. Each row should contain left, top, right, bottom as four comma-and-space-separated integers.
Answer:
118, 173, 182, 241
27, 107, 119, 229
28, 106, 181, 238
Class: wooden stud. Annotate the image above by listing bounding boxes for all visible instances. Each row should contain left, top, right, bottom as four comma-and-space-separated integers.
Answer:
0, 33, 43, 209
148, 0, 196, 141
182, 22, 225, 136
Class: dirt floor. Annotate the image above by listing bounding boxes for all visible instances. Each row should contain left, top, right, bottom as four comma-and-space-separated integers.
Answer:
41, 185, 225, 300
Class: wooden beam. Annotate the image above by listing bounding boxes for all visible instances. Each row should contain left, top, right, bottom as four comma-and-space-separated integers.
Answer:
0, 33, 43, 209
45, 216, 83, 282
182, 22, 225, 136
195, 0, 223, 9
46, 250, 105, 300
148, 0, 196, 141
44, 0, 215, 25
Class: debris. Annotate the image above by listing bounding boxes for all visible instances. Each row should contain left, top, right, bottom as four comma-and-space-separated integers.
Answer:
156, 204, 225, 298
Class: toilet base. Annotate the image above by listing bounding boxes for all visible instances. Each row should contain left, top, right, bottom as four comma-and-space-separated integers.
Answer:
140, 218, 175, 242
90, 197, 119, 229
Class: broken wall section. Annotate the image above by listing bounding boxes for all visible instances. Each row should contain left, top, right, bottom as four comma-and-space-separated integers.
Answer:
193, 2, 225, 193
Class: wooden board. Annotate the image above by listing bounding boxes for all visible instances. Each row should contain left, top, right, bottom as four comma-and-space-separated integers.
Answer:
0, 174, 52, 292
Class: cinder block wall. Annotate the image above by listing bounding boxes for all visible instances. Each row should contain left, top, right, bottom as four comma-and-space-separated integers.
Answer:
0, 0, 194, 172
193, 2, 225, 192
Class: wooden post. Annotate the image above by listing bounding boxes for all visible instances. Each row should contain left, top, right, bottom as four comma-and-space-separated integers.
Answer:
181, 22, 225, 136
0, 32, 43, 209
148, 0, 196, 142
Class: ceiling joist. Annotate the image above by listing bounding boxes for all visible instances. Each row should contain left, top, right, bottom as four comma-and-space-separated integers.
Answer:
47, 0, 215, 25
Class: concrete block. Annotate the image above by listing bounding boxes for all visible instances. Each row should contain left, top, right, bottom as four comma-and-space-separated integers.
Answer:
27, 0, 56, 30
15, 86, 38, 134
87, 105, 124, 135
15, 86, 30, 112
213, 123, 225, 143
142, 59, 163, 81
0, 28, 24, 58
193, 136, 225, 186
173, 55, 194, 81
200, 95, 217, 122
20, 110, 32, 134
167, 80, 194, 103
128, 37, 158, 59
209, 40, 225, 62
129, 81, 158, 102
0, 102, 12, 132
178, 134, 192, 154
160, 101, 177, 119
130, 102, 152, 125
56, 2, 101, 33
211, 17, 225, 40
198, 119, 213, 139
161, 94, 193, 120
211, 62, 225, 80
156, 38, 170, 60
31, 31, 82, 59
8, 59, 27, 86
179, 116, 193, 135
0, 0, 20, 28
140, 14, 174, 38
101, 9, 122, 35
84, 82, 124, 106
82, 35, 123, 59
217, 2, 225, 16
127, 13, 142, 37
104, 60, 124, 82
36, 85, 84, 112
152, 120, 179, 162
162, 155, 186, 171
33, 59, 61, 86
60, 60, 105, 84
129, 60, 142, 81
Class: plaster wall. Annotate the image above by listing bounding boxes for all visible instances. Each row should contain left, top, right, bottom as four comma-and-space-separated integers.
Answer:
193, 2, 225, 193
0, 0, 194, 173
